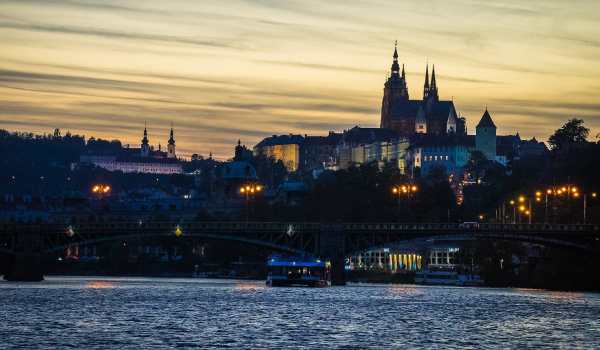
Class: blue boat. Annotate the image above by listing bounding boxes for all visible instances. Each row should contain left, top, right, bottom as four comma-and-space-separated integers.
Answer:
266, 255, 331, 287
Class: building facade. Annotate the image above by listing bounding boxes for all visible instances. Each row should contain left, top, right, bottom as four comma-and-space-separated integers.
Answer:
80, 125, 183, 174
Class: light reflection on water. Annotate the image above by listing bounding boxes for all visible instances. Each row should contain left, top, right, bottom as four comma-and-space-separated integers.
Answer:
1, 277, 599, 349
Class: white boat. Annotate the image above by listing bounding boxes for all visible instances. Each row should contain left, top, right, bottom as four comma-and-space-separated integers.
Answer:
415, 269, 483, 286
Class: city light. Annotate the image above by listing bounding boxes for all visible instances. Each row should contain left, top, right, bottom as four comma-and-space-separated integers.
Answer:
240, 183, 263, 194
91, 184, 111, 194
391, 184, 418, 196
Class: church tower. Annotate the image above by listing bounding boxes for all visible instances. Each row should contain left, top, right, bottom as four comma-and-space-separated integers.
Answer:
380, 41, 409, 130
476, 108, 497, 161
141, 122, 150, 157
167, 124, 176, 158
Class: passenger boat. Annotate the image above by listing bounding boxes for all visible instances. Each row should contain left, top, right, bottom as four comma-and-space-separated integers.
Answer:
414, 269, 483, 287
266, 255, 331, 287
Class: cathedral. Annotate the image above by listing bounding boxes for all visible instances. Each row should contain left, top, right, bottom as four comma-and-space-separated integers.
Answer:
380, 43, 465, 137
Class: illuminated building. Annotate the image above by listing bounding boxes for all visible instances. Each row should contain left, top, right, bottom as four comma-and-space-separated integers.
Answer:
80, 125, 182, 174
253, 134, 303, 172
347, 248, 423, 272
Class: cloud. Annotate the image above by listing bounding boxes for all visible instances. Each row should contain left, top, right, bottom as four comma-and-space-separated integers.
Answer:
0, 21, 239, 50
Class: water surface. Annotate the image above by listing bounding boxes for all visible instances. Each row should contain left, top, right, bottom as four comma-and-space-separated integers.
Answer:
1, 277, 599, 349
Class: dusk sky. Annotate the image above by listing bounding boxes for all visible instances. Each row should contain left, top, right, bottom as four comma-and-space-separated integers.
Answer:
1, 0, 599, 159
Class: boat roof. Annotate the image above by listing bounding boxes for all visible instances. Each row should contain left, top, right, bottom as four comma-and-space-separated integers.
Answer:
267, 255, 326, 267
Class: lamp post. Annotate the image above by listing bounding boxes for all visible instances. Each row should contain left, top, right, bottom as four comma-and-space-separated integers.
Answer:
583, 192, 596, 224
239, 183, 262, 222
392, 184, 418, 222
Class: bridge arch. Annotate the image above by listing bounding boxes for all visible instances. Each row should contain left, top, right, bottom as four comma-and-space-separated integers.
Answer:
44, 231, 312, 257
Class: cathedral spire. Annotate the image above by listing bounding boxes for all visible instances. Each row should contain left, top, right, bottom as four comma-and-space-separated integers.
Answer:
423, 63, 430, 99
390, 41, 400, 77
430, 64, 439, 101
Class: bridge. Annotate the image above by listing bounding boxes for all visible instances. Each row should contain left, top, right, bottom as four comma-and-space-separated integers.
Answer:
1, 221, 599, 284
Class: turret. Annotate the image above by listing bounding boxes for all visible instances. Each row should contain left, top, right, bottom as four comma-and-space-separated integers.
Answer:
475, 107, 497, 161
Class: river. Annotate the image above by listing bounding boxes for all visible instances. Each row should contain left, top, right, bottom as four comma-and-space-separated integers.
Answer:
1, 277, 599, 349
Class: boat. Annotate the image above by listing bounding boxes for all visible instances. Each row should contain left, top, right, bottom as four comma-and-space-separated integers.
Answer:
266, 255, 331, 287
415, 269, 483, 287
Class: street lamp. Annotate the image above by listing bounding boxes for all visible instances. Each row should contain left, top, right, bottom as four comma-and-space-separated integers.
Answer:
240, 183, 263, 222
392, 184, 418, 199
91, 184, 111, 197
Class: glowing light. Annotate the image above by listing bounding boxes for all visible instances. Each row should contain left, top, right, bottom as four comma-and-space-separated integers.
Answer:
547, 189, 552, 194
518, 196, 525, 203
174, 225, 183, 237
573, 192, 580, 198
535, 191, 542, 197
572, 187, 578, 193
593, 193, 598, 198
519, 205, 526, 212
509, 200, 515, 205
411, 185, 418, 192
392, 188, 398, 193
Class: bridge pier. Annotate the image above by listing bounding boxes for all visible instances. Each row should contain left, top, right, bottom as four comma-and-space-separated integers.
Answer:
3, 229, 45, 282
3, 254, 44, 282
319, 224, 346, 286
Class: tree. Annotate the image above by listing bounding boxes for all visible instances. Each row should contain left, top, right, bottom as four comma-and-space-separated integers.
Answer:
548, 118, 589, 151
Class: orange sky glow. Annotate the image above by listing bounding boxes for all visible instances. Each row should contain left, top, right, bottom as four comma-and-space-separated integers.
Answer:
1, 0, 599, 159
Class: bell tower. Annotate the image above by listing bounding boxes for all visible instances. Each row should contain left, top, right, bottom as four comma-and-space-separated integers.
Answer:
167, 123, 176, 159
141, 122, 150, 157
380, 41, 409, 129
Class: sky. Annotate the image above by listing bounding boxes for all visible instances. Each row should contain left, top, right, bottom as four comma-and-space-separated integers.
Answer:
1, 0, 599, 159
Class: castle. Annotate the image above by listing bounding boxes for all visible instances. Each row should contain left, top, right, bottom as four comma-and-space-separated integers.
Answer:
380, 42, 466, 137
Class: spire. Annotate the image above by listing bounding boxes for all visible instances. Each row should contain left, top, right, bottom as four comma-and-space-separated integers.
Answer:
390, 41, 400, 77
142, 121, 148, 144
168, 122, 175, 145
401, 64, 405, 79
423, 63, 430, 99
429, 64, 439, 101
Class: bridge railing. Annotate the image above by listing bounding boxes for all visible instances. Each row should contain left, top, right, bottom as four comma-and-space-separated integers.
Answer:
1, 221, 599, 235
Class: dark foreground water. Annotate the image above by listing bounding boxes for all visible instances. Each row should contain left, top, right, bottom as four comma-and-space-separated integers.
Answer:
1, 277, 599, 349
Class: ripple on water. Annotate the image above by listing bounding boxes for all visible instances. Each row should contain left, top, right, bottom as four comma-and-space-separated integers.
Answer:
1, 277, 599, 349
